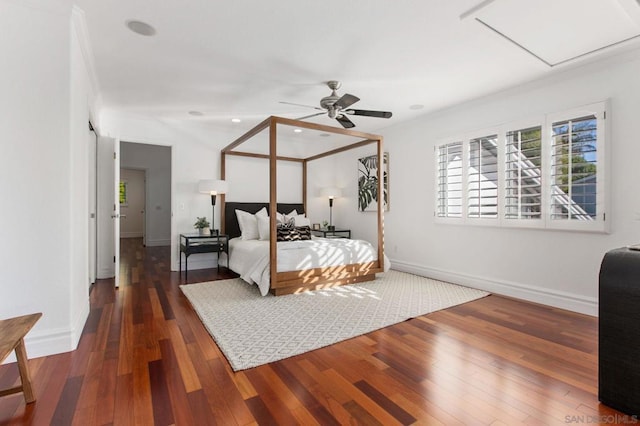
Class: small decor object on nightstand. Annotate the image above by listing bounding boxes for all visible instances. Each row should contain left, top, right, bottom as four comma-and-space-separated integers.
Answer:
312, 223, 320, 230
194, 217, 211, 236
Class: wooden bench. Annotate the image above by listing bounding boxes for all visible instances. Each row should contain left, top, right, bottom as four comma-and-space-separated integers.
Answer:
0, 313, 42, 403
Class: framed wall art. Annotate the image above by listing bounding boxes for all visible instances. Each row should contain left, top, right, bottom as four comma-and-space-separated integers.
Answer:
357, 152, 389, 212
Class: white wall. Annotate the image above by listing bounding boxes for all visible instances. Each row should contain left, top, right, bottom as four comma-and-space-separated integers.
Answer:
374, 52, 640, 316
225, 156, 303, 204
120, 142, 171, 246
69, 5, 94, 348
305, 146, 381, 243
1, 2, 95, 359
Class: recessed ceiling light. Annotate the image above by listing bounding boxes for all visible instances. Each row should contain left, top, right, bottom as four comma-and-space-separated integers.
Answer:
294, 128, 302, 133
409, 104, 424, 110
231, 118, 241, 123
319, 133, 331, 137
188, 111, 203, 116
125, 20, 156, 37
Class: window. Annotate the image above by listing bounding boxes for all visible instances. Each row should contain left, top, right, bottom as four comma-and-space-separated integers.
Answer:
436, 141, 463, 218
119, 181, 128, 205
468, 135, 498, 218
434, 101, 607, 232
505, 126, 542, 220
550, 115, 597, 221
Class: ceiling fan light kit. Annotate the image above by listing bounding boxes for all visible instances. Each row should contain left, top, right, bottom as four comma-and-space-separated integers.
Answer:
281, 80, 393, 128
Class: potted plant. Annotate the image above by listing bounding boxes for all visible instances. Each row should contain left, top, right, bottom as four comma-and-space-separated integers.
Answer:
194, 217, 211, 236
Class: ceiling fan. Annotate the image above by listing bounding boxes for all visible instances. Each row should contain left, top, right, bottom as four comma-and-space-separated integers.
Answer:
280, 80, 392, 129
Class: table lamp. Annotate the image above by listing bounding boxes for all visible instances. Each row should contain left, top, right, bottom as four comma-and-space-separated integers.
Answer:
320, 187, 342, 230
198, 179, 228, 235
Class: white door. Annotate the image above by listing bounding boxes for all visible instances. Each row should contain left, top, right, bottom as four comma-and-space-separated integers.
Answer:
88, 127, 97, 286
97, 135, 121, 287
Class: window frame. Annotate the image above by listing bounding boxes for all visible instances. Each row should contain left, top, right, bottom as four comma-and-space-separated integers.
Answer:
545, 102, 608, 233
434, 137, 465, 224
434, 101, 609, 233
501, 117, 547, 230
465, 127, 501, 225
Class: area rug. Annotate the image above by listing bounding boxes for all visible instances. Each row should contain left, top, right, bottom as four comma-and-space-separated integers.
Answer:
180, 270, 489, 371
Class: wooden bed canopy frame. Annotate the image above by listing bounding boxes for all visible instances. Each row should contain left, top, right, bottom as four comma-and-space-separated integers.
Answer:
220, 116, 384, 295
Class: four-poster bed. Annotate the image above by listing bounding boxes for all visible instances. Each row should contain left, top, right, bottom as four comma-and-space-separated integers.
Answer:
220, 116, 385, 295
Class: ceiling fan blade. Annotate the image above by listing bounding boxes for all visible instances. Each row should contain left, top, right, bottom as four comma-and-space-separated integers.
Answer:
279, 101, 323, 110
344, 109, 393, 118
296, 112, 326, 120
333, 93, 360, 109
335, 114, 355, 128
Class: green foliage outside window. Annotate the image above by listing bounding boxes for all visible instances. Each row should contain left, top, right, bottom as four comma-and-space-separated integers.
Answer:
119, 181, 127, 205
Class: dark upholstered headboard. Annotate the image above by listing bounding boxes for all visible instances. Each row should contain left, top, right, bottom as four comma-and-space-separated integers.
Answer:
224, 202, 305, 239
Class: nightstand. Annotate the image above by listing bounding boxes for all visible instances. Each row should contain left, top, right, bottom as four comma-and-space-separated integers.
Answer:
179, 233, 229, 278
311, 228, 351, 239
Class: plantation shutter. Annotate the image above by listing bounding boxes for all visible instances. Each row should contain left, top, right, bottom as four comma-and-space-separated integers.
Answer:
468, 135, 498, 218
505, 126, 542, 219
436, 142, 463, 217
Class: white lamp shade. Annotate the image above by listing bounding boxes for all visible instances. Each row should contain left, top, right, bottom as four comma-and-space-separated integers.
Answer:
321, 187, 342, 199
198, 179, 228, 195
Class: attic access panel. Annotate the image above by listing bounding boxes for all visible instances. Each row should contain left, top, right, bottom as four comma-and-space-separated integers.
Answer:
463, 0, 640, 66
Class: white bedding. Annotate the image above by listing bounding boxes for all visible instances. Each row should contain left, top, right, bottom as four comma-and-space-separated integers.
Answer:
229, 236, 390, 296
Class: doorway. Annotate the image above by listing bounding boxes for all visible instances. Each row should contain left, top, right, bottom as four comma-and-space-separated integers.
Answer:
96, 140, 171, 287
119, 142, 172, 251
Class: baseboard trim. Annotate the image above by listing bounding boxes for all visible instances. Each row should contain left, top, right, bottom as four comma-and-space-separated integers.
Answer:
179, 255, 223, 272
145, 238, 171, 247
389, 259, 597, 316
2, 300, 90, 364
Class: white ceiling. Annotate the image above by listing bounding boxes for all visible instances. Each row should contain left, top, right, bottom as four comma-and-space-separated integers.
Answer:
73, 0, 640, 135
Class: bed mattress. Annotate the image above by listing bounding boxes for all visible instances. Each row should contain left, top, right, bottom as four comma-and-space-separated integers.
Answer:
229, 236, 389, 296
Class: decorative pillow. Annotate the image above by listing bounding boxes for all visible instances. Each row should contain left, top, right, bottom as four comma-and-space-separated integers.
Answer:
294, 215, 311, 227
284, 209, 299, 222
235, 208, 266, 240
277, 216, 295, 229
276, 226, 312, 242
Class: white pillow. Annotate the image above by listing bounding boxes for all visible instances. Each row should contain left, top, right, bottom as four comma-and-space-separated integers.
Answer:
284, 209, 299, 222
257, 215, 270, 240
255, 207, 268, 218
235, 209, 261, 240
294, 215, 311, 227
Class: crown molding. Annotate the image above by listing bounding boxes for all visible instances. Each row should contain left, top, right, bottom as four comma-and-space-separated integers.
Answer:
2, 0, 72, 16
71, 5, 104, 125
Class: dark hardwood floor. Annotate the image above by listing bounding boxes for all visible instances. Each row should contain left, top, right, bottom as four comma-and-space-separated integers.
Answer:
0, 238, 622, 425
